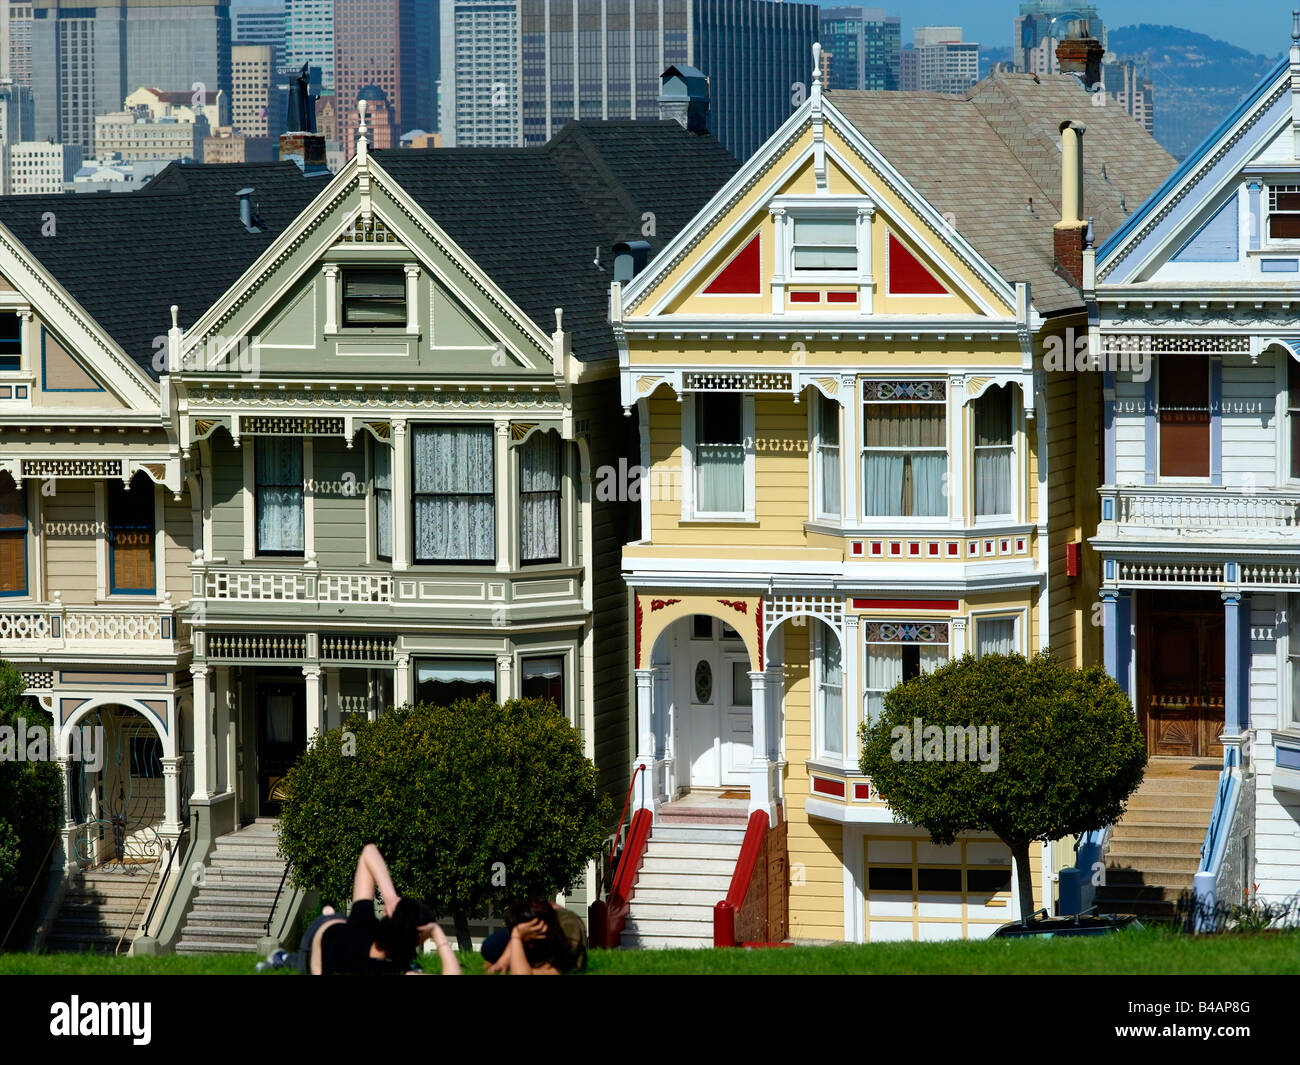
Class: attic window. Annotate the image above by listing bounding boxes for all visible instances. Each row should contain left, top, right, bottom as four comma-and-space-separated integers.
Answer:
0, 314, 19, 372
792, 216, 857, 272
342, 268, 407, 327
1268, 185, 1300, 241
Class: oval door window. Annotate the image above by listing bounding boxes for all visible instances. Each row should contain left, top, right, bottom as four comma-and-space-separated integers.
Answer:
694, 660, 713, 704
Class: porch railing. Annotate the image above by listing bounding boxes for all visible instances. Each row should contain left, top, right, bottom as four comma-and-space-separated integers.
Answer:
1100, 486, 1300, 532
0, 602, 188, 649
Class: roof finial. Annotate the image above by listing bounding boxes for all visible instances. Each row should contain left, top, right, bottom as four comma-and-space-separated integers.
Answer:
356, 96, 369, 161
1293, 9, 1299, 43
812, 41, 823, 102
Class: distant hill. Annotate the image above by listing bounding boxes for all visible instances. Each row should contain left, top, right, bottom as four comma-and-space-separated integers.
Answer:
1096, 25, 1277, 159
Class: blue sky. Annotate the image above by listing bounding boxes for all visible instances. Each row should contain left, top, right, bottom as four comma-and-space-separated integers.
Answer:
812, 0, 1292, 59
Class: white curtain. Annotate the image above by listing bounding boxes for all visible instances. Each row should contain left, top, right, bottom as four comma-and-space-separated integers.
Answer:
819, 632, 843, 757
413, 425, 494, 561
520, 432, 561, 562
911, 453, 947, 516
920, 645, 949, 674
373, 441, 392, 559
863, 400, 946, 516
977, 618, 1016, 657
864, 453, 904, 516
256, 438, 303, 553
817, 393, 840, 516
697, 444, 744, 512
974, 387, 1013, 516
865, 644, 903, 729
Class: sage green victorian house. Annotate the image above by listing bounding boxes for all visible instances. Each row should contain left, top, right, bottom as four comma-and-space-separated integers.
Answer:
156, 121, 738, 951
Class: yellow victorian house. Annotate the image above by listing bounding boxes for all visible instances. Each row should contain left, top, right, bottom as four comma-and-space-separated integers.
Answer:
609, 45, 1173, 946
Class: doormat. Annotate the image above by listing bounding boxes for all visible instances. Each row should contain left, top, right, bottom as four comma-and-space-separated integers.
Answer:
718, 791, 749, 800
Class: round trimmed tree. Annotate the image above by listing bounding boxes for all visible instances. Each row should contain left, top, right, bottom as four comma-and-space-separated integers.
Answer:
278, 695, 611, 949
859, 650, 1146, 923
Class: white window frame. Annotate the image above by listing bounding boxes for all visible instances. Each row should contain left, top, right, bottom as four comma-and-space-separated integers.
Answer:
769, 195, 875, 314
862, 621, 951, 734
1288, 595, 1300, 732
860, 379, 951, 525
811, 390, 842, 522
970, 384, 1019, 523
243, 438, 314, 561
971, 611, 1024, 659
812, 624, 845, 764
1155, 355, 1213, 485
1265, 183, 1300, 247
681, 392, 756, 522
1285, 352, 1300, 485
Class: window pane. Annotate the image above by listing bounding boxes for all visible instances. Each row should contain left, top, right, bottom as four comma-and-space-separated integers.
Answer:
255, 438, 304, 554
521, 432, 561, 562
794, 218, 855, 245
412, 425, 494, 562
1290, 359, 1300, 479
697, 393, 741, 444
973, 389, 1013, 517
521, 656, 564, 714
731, 661, 752, 706
109, 479, 155, 592
819, 633, 843, 757
415, 657, 495, 706
818, 392, 840, 447
342, 268, 407, 327
1158, 355, 1210, 477
976, 617, 1016, 657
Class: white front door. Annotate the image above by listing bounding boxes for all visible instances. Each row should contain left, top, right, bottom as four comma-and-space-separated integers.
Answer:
677, 618, 753, 791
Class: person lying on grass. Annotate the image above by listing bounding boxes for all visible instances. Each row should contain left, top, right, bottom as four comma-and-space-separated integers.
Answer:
480, 898, 587, 975
293, 843, 461, 975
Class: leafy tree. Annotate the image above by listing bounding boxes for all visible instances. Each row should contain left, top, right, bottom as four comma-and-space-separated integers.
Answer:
278, 695, 611, 949
859, 651, 1146, 923
0, 661, 62, 946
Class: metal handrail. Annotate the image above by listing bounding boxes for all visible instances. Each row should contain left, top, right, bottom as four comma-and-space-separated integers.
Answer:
115, 847, 166, 956
142, 810, 195, 934
265, 862, 292, 937
603, 763, 646, 896
0, 835, 58, 952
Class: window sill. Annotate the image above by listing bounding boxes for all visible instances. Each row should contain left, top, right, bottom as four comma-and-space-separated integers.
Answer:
678, 517, 759, 526
325, 328, 421, 340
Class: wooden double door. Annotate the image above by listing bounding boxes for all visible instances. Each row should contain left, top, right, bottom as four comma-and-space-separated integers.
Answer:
1137, 592, 1225, 759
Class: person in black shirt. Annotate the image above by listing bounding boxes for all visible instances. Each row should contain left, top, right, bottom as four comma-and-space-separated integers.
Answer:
295, 843, 461, 975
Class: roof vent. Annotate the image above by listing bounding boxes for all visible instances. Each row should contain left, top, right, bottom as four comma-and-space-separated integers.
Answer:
613, 241, 652, 284
236, 187, 262, 233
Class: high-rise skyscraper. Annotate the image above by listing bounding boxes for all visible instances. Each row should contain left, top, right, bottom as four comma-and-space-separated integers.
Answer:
440, 0, 521, 148
232, 1, 286, 71
284, 0, 334, 90
334, 0, 437, 157
5, 3, 33, 87
446, 0, 818, 160
31, 0, 232, 153
232, 42, 276, 138
820, 6, 900, 92
1013, 1, 1104, 75
899, 27, 979, 95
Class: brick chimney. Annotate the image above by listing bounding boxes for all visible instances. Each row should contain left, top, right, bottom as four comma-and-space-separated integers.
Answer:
1055, 19, 1104, 87
1054, 120, 1088, 288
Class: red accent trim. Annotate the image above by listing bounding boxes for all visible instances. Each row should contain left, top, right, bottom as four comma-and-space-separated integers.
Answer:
789, 290, 821, 303
947, 542, 959, 556
1065, 541, 1081, 577
703, 233, 762, 295
826, 290, 857, 303
715, 809, 770, 947
854, 783, 872, 800
851, 541, 864, 556
634, 596, 643, 668
852, 598, 960, 611
928, 543, 939, 556
887, 232, 948, 295
756, 597, 764, 672
870, 542, 882, 556
649, 597, 680, 612
718, 598, 748, 614
889, 542, 901, 556
812, 776, 846, 797
908, 542, 921, 556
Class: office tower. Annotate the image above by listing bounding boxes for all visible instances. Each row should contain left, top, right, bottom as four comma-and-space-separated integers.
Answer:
899, 27, 979, 94
232, 1, 286, 70
1013, 0, 1104, 75
1102, 53, 1154, 135
0, 77, 33, 149
5, 3, 33, 86
233, 43, 276, 137
285, 0, 334, 90
334, 0, 437, 157
440, 0, 520, 147
6, 140, 81, 193
821, 6, 900, 91
31, 1, 232, 153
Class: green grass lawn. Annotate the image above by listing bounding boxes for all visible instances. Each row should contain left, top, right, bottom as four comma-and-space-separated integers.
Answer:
3, 927, 1297, 975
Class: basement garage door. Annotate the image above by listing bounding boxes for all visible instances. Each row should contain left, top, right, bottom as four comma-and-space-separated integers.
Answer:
863, 837, 1014, 942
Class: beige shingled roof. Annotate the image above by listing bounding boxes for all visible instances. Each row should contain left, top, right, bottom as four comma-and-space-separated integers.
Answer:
829, 72, 1176, 316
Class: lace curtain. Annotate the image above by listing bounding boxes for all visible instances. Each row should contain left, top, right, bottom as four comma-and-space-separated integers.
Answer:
256, 438, 303, 553
520, 432, 561, 562
373, 441, 392, 559
413, 425, 494, 562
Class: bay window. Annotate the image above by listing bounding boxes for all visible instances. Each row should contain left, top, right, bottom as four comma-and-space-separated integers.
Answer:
814, 390, 841, 519
862, 380, 947, 517
815, 627, 844, 760
693, 392, 745, 516
255, 438, 303, 556
412, 424, 494, 563
520, 431, 561, 563
373, 439, 392, 561
108, 478, 155, 594
973, 386, 1014, 517
864, 621, 949, 730
1158, 354, 1210, 478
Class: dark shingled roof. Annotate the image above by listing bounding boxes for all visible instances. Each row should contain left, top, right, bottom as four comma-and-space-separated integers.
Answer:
0, 121, 737, 379
373, 120, 739, 361
831, 72, 1176, 315
0, 161, 327, 377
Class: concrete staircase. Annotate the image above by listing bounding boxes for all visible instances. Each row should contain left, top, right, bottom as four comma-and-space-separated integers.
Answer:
46, 865, 159, 954
176, 820, 286, 955
620, 803, 746, 949
1094, 760, 1220, 921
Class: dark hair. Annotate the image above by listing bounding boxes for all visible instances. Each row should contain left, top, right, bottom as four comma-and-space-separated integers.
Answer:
504, 898, 566, 969
374, 899, 435, 969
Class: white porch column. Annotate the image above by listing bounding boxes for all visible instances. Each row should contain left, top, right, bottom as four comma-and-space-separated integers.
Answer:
839, 375, 858, 521
322, 265, 339, 333
60, 754, 77, 864
843, 615, 860, 759
495, 421, 511, 572
191, 665, 212, 801
949, 376, 967, 524
303, 666, 323, 743
212, 667, 230, 793
325, 666, 341, 730
394, 652, 412, 707
951, 617, 968, 658
633, 668, 655, 811
161, 756, 183, 838
748, 670, 777, 819
496, 653, 514, 703
391, 420, 411, 571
